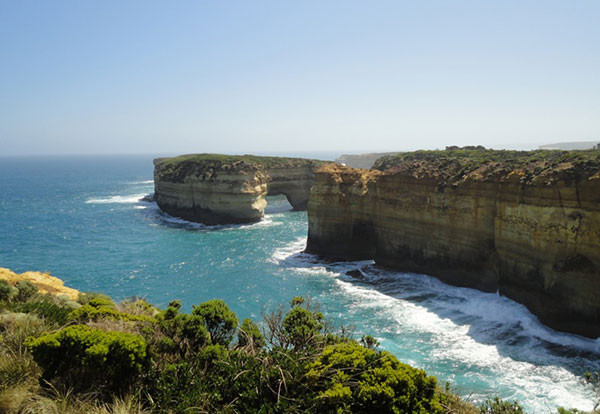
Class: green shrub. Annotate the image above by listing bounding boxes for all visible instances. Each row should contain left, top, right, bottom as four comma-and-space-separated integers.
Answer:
69, 304, 120, 322
68, 297, 154, 323
88, 297, 115, 308
192, 299, 238, 346
77, 292, 113, 306
237, 318, 265, 349
0, 352, 39, 390
14, 281, 38, 302
147, 346, 273, 413
147, 360, 214, 412
479, 396, 524, 413
27, 325, 148, 395
9, 300, 72, 326
180, 315, 210, 352
0, 312, 48, 355
360, 334, 380, 350
0, 280, 11, 302
307, 341, 443, 413
283, 306, 323, 349
154, 303, 209, 358
0, 313, 45, 390
118, 298, 157, 318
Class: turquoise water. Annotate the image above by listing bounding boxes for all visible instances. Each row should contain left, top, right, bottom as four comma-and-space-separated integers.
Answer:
0, 155, 598, 412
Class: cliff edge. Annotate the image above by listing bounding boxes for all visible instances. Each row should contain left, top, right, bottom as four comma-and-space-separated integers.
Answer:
154, 154, 327, 224
0, 267, 80, 300
306, 148, 600, 338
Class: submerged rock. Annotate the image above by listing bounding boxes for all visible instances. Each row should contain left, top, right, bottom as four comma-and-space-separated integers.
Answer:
141, 193, 156, 202
346, 269, 365, 280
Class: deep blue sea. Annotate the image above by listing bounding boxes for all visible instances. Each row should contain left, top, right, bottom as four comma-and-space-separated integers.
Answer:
0, 154, 598, 412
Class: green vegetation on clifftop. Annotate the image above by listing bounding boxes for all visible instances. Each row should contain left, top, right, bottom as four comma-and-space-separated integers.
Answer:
373, 147, 600, 185
155, 154, 329, 183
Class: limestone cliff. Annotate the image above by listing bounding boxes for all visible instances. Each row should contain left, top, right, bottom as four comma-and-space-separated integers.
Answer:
154, 154, 326, 224
307, 149, 600, 338
0, 267, 80, 300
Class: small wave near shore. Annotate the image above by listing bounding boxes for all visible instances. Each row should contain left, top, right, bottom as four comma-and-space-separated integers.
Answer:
85, 186, 284, 232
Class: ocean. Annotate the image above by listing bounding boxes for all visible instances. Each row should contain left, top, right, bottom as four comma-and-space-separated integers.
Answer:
0, 154, 597, 412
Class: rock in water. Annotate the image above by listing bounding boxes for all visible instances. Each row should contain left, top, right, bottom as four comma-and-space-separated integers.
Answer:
153, 154, 328, 225
346, 269, 365, 280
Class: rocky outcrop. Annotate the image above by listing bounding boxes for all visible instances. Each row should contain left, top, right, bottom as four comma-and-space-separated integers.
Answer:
0, 267, 80, 300
306, 149, 600, 338
154, 154, 326, 224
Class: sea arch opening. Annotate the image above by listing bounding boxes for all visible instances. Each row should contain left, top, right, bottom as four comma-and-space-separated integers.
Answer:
264, 194, 294, 214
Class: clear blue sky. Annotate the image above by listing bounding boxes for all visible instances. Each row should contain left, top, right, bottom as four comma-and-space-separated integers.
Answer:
1, 1, 598, 156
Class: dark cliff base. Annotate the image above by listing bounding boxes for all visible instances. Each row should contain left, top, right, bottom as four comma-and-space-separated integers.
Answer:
308, 225, 600, 339
159, 204, 261, 225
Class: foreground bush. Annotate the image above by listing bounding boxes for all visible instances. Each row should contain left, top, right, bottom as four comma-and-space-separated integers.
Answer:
307, 342, 441, 413
0, 284, 564, 413
27, 325, 148, 395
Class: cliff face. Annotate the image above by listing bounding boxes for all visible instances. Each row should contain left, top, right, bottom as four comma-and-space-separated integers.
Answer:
307, 149, 600, 338
154, 154, 325, 224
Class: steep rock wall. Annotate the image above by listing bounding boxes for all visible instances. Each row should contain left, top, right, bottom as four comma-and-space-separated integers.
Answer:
154, 154, 324, 224
306, 150, 600, 338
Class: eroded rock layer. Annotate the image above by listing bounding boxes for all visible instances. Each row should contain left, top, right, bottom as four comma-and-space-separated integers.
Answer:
306, 149, 600, 338
154, 154, 326, 224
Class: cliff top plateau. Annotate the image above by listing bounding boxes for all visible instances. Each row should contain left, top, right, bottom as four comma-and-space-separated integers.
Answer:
371, 147, 600, 185
154, 153, 328, 183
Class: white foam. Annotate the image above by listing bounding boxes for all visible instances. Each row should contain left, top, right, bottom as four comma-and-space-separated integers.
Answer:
85, 194, 148, 204
145, 205, 282, 231
87, 189, 282, 230
270, 237, 599, 412
269, 237, 309, 264
125, 180, 154, 185
334, 280, 596, 412
265, 204, 294, 214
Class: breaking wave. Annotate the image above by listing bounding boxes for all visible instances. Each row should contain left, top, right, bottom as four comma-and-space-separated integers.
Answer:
85, 194, 148, 204
270, 237, 599, 412
134, 200, 282, 231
